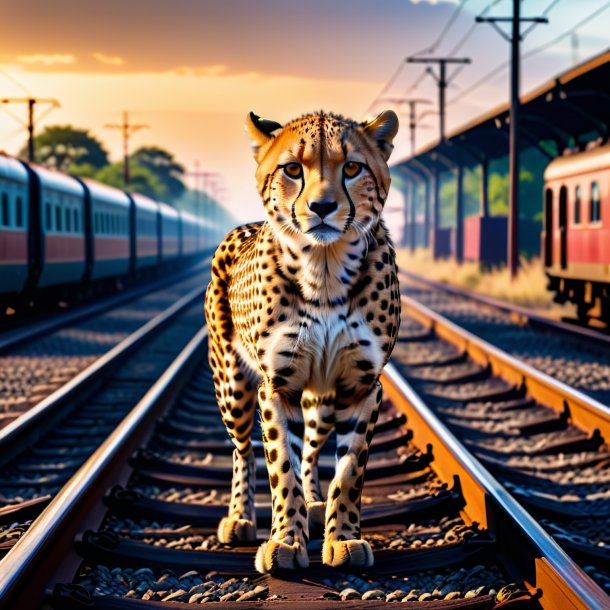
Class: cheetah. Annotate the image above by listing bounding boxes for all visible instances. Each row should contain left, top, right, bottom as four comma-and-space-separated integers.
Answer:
204, 110, 400, 573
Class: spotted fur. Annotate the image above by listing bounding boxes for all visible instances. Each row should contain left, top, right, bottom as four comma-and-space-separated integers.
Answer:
205, 110, 400, 573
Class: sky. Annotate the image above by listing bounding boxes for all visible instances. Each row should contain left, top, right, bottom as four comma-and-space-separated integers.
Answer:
1, 0, 609, 232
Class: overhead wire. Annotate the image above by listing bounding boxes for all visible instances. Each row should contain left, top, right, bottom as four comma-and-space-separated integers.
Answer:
366, 0, 470, 113
523, 0, 610, 60
447, 0, 602, 106
445, 0, 504, 84
0, 68, 30, 95
521, 0, 562, 38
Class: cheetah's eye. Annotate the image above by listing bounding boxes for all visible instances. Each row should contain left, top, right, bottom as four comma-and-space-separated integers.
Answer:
343, 162, 363, 178
283, 163, 303, 179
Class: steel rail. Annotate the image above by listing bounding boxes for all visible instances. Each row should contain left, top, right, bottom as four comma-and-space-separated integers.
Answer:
0, 256, 212, 354
0, 282, 207, 467
0, 325, 208, 610
381, 363, 609, 609
401, 294, 610, 440
399, 269, 610, 349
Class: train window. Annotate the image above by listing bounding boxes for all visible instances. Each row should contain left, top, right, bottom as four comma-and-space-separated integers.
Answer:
590, 182, 601, 223
73, 209, 79, 233
65, 207, 72, 232
1, 193, 8, 226
574, 186, 581, 225
16, 196, 23, 228
46, 203, 52, 231
55, 205, 62, 232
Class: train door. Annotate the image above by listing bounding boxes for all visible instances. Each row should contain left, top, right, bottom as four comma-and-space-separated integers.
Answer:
544, 188, 553, 267
559, 186, 567, 269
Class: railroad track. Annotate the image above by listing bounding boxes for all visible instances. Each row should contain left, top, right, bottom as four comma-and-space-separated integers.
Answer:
0, 307, 607, 607
393, 295, 610, 596
399, 270, 610, 407
0, 272, 210, 563
399, 270, 610, 348
0, 261, 211, 432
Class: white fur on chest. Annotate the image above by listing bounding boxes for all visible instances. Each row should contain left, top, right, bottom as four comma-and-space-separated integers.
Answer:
265, 305, 383, 394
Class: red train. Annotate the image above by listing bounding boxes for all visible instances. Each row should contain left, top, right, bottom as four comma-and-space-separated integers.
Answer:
543, 145, 610, 325
0, 153, 222, 311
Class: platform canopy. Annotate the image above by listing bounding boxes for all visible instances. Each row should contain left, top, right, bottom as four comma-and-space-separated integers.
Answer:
393, 48, 610, 173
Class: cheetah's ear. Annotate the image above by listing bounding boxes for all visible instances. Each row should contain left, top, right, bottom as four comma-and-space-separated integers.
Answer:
364, 110, 399, 162
245, 112, 283, 158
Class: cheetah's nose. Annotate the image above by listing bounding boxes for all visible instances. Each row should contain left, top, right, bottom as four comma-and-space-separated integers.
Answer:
308, 200, 338, 219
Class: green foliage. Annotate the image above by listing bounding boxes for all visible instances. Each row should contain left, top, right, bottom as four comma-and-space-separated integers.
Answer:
95, 161, 167, 200
68, 163, 99, 179
22, 125, 109, 172
132, 146, 186, 200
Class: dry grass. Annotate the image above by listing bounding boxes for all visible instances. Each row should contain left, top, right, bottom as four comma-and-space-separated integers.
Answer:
396, 248, 575, 317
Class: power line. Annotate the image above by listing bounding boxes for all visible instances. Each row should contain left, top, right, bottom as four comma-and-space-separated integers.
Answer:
448, 0, 610, 106
367, 0, 471, 113
406, 56, 471, 141
476, 1, 549, 280
105, 111, 149, 187
365, 62, 408, 115
0, 69, 30, 95
446, 0, 503, 56
523, 0, 610, 60
378, 97, 432, 155
522, 0, 562, 38
444, 0, 505, 84
410, 0, 471, 58
0, 97, 60, 161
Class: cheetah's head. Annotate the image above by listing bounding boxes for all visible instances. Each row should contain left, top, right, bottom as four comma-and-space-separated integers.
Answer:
246, 110, 398, 247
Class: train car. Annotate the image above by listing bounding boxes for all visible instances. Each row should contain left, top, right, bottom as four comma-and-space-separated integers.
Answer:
131, 193, 160, 271
195, 216, 211, 253
543, 145, 610, 324
158, 202, 180, 263
0, 155, 30, 298
179, 210, 199, 258
32, 165, 87, 289
82, 179, 131, 281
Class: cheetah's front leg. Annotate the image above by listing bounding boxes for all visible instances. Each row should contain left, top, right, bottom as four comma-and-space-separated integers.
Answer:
322, 382, 382, 568
301, 392, 334, 530
255, 382, 309, 573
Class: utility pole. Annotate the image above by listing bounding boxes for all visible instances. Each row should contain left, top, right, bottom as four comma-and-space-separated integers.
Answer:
476, 2, 548, 279
187, 163, 221, 218
0, 97, 60, 162
406, 57, 470, 141
105, 111, 148, 187
380, 97, 432, 155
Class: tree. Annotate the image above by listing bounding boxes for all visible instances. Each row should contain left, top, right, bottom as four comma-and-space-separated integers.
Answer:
131, 146, 186, 200
21, 125, 109, 172
95, 161, 167, 200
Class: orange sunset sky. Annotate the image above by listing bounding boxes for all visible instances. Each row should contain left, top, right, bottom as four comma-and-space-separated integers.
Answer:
1, 0, 609, 230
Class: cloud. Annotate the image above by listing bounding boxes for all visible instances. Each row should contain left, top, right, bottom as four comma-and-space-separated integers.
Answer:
17, 53, 75, 65
93, 52, 124, 65
172, 64, 228, 77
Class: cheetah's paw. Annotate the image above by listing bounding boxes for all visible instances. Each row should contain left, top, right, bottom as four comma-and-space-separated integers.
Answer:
254, 539, 309, 573
322, 538, 374, 568
217, 516, 256, 544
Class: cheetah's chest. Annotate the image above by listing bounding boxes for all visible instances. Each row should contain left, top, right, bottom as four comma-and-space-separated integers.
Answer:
263, 306, 385, 395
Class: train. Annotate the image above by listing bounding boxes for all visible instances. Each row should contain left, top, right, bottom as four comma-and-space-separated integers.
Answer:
543, 144, 610, 326
0, 152, 224, 311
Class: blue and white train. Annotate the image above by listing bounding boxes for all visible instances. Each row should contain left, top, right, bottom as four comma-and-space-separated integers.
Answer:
0, 153, 222, 309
